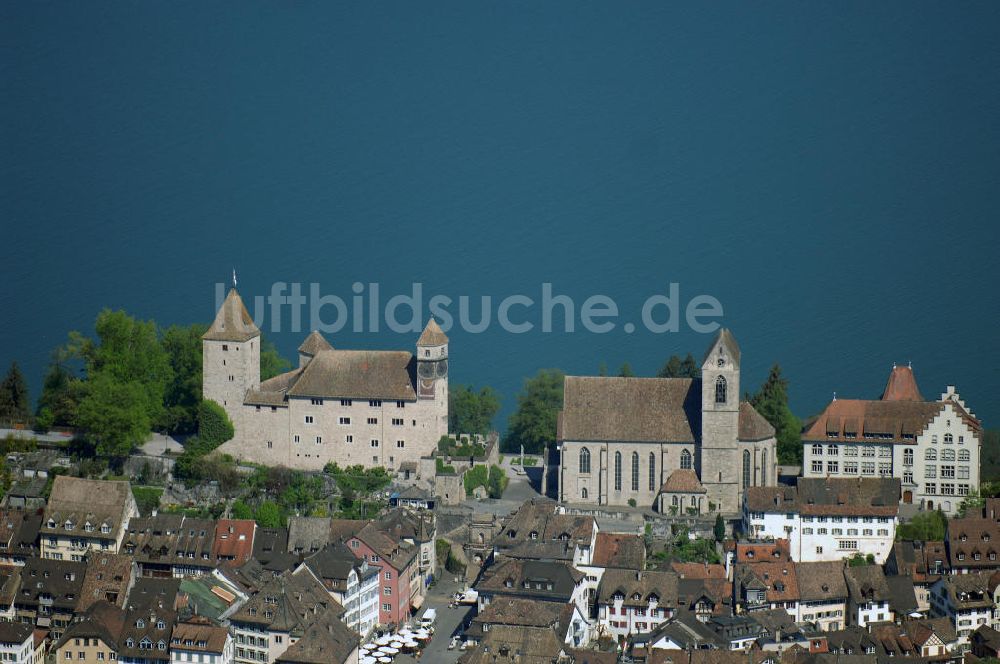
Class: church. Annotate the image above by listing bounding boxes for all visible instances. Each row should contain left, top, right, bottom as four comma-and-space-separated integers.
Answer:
557, 329, 778, 514
202, 288, 449, 471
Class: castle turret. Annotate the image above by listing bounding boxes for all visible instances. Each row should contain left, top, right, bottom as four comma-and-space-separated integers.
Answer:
202, 289, 260, 418
699, 328, 741, 513
416, 318, 449, 435
297, 330, 333, 368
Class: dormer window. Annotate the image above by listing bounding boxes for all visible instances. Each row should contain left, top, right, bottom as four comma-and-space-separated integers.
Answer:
529, 531, 538, 540
126, 640, 134, 649
47, 520, 55, 529
64, 520, 73, 530
101, 524, 111, 534
156, 621, 165, 629
136, 619, 145, 628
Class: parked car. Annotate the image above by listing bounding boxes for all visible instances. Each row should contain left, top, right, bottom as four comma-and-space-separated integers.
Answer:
448, 636, 460, 650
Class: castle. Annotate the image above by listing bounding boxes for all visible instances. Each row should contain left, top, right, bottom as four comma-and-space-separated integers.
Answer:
557, 329, 778, 514
203, 288, 449, 471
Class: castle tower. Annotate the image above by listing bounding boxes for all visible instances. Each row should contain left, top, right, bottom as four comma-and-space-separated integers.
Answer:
699, 328, 741, 513
202, 288, 261, 424
416, 318, 449, 436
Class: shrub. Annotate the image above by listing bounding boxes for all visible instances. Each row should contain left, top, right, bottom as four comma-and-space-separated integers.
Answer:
198, 400, 234, 449
132, 486, 163, 516
464, 465, 489, 496
628, 498, 637, 508
487, 465, 508, 499
436, 458, 456, 475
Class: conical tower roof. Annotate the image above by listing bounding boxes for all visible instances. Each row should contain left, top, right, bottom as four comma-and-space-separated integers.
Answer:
881, 365, 923, 402
203, 289, 260, 342
416, 318, 448, 346
298, 330, 333, 356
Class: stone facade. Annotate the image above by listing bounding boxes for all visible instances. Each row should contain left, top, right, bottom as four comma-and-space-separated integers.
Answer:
557, 330, 777, 514
203, 289, 448, 473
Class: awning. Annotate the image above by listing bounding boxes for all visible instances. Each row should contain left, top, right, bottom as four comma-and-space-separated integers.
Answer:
411, 594, 424, 610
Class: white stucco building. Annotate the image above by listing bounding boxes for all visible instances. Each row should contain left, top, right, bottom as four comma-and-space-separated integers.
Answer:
204, 288, 448, 472
801, 365, 982, 516
743, 477, 899, 564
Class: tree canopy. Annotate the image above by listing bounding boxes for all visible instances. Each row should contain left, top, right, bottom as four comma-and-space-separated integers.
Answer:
748, 364, 802, 465
260, 336, 291, 381
160, 323, 206, 434
449, 384, 501, 436
504, 368, 565, 454
618, 363, 635, 377
657, 353, 700, 379
0, 362, 30, 423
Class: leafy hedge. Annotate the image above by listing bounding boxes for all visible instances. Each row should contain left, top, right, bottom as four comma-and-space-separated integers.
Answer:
464, 465, 488, 496
198, 400, 234, 449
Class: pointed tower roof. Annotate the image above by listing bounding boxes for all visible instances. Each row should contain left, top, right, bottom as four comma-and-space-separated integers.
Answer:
702, 328, 740, 366
881, 365, 923, 402
203, 289, 260, 342
416, 318, 448, 347
298, 331, 333, 356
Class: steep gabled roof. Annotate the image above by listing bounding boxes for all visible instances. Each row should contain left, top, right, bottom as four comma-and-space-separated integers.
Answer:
882, 365, 924, 402
560, 376, 699, 443
297, 331, 333, 356
203, 289, 260, 342
416, 318, 448, 347
738, 402, 775, 441
659, 469, 707, 494
702, 328, 741, 366
286, 350, 416, 400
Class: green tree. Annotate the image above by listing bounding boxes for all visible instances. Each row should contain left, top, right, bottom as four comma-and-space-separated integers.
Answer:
981, 430, 1000, 481
504, 369, 565, 454
657, 355, 683, 378
597, 362, 608, 377
0, 362, 30, 423
449, 385, 501, 436
487, 465, 508, 498
714, 514, 725, 542
198, 400, 235, 449
958, 487, 987, 517
36, 348, 85, 427
464, 465, 489, 496
896, 509, 947, 541
260, 336, 291, 381
679, 353, 700, 378
749, 364, 802, 465
618, 363, 635, 378
75, 375, 152, 458
231, 500, 254, 520
160, 323, 206, 434
255, 500, 284, 528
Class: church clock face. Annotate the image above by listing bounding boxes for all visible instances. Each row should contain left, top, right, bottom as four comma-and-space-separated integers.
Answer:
418, 361, 435, 379
436, 359, 448, 378
717, 357, 725, 367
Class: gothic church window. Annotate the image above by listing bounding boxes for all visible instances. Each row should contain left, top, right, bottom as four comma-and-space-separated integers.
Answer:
649, 453, 656, 491
631, 452, 639, 491
681, 449, 692, 470
715, 376, 727, 404
579, 448, 591, 474
743, 450, 751, 490
614, 452, 622, 491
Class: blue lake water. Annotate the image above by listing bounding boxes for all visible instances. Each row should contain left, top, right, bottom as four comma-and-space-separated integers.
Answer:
2, 2, 999, 429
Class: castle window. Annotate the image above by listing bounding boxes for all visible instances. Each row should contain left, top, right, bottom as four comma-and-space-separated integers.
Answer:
294, 435, 300, 443
341, 399, 352, 407
680, 449, 692, 470
715, 376, 727, 404
369, 399, 382, 407
222, 345, 228, 351
743, 450, 751, 490
339, 417, 351, 425
944, 434, 953, 444
267, 441, 272, 449
346, 435, 353, 443
581, 488, 588, 499
649, 453, 656, 491
311, 398, 323, 406
397, 440, 405, 448
392, 418, 404, 426
631, 452, 639, 491
614, 452, 622, 491
579, 448, 591, 474
315, 436, 322, 444
305, 416, 314, 424
371, 439, 379, 448
396, 401, 405, 408
367, 417, 378, 425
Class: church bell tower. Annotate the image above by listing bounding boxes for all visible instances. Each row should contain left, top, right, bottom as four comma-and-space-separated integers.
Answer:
699, 328, 741, 513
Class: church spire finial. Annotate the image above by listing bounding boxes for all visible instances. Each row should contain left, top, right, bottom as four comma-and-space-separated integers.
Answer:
232, 268, 238, 289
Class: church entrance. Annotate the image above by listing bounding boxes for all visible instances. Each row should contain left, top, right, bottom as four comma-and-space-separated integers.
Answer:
903, 490, 912, 504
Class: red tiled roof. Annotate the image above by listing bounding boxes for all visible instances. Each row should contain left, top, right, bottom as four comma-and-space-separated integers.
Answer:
882, 366, 924, 402
213, 520, 255, 563
659, 469, 706, 494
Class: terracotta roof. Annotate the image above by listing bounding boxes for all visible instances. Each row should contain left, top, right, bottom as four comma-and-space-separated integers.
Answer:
738, 402, 775, 441
597, 568, 679, 607
796, 561, 848, 601
735, 540, 791, 563
41, 476, 134, 538
735, 562, 800, 603
416, 318, 448, 346
592, 533, 646, 570
478, 558, 585, 602
79, 552, 134, 611
203, 289, 260, 342
275, 614, 358, 664
670, 563, 727, 580
560, 376, 699, 443
297, 331, 334, 356
286, 350, 416, 400
212, 519, 255, 563
746, 478, 900, 517
946, 518, 1000, 570
882, 366, 924, 401
170, 621, 229, 654
803, 397, 944, 443
659, 469, 706, 494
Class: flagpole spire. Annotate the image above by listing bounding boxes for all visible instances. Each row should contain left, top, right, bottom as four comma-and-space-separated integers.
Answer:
232, 268, 238, 289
